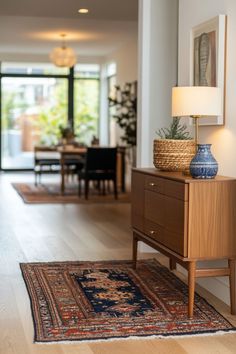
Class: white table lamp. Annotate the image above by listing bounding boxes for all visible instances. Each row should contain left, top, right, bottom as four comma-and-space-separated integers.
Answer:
172, 86, 222, 144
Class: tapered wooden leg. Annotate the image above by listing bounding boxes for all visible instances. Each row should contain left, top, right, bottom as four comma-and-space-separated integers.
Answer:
188, 261, 196, 318
133, 234, 138, 269
229, 259, 236, 315
169, 258, 176, 271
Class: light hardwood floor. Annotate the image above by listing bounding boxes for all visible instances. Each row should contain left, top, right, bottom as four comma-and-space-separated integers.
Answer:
0, 172, 236, 354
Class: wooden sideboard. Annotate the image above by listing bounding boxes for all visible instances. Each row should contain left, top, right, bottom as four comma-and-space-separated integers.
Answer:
131, 168, 236, 318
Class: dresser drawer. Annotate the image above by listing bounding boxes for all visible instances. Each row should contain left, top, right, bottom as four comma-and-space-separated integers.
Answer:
163, 229, 186, 256
164, 180, 188, 201
144, 188, 187, 256
143, 219, 186, 256
145, 175, 187, 201
145, 176, 165, 194
145, 190, 165, 226
144, 219, 165, 244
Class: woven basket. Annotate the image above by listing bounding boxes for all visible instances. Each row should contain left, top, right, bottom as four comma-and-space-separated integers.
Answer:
153, 139, 195, 172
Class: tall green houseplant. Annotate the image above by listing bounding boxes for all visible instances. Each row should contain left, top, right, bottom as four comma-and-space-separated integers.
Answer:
108, 81, 137, 146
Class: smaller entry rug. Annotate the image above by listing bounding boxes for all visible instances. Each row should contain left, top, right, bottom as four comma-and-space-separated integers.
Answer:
20, 259, 236, 343
12, 183, 130, 204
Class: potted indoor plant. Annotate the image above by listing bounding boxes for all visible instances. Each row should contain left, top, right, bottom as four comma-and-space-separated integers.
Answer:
153, 118, 195, 172
108, 81, 137, 165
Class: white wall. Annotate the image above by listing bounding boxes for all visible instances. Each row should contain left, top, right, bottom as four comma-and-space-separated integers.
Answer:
100, 37, 138, 145
137, 0, 178, 167
179, 0, 236, 305
178, 0, 236, 177
105, 38, 138, 86
137, 0, 178, 252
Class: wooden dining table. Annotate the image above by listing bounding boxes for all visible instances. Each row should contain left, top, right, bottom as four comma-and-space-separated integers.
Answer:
58, 146, 126, 195
57, 146, 87, 194
34, 145, 126, 194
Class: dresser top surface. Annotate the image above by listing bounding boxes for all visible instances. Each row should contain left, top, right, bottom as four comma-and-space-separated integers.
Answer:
132, 168, 236, 183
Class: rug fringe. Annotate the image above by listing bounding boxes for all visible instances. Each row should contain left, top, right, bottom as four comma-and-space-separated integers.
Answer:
34, 329, 236, 345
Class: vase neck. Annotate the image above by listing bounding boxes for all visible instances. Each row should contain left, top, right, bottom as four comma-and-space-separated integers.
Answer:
197, 144, 212, 153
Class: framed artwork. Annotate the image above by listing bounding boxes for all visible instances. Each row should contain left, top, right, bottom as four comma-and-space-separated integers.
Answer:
190, 15, 227, 125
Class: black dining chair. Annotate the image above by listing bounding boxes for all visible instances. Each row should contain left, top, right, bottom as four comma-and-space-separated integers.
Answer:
78, 147, 118, 199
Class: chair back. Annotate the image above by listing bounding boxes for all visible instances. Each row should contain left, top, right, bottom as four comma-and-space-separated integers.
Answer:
85, 147, 117, 172
34, 146, 59, 163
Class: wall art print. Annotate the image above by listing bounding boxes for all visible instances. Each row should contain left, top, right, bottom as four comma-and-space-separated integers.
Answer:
190, 15, 227, 125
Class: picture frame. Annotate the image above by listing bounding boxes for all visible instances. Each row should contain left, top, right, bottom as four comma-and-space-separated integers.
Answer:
190, 15, 227, 125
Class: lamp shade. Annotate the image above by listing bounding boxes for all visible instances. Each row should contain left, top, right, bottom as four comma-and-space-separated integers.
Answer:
172, 86, 222, 117
50, 46, 76, 68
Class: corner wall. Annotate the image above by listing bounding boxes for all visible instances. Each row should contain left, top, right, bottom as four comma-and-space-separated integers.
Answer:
105, 38, 138, 86
137, 0, 178, 167
137, 0, 178, 252
178, 0, 236, 305
178, 0, 236, 178
100, 37, 138, 145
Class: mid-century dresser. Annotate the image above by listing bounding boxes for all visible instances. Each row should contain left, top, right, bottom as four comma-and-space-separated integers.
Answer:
131, 168, 236, 318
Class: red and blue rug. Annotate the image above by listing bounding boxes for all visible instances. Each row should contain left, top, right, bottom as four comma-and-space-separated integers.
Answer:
20, 259, 236, 343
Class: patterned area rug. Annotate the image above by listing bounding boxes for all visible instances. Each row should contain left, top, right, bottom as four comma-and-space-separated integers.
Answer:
20, 259, 236, 343
12, 183, 130, 204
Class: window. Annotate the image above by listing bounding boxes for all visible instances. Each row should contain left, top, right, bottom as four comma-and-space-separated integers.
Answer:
74, 64, 100, 145
107, 63, 117, 146
1, 62, 69, 75
1, 77, 68, 169
0, 62, 100, 170
74, 79, 99, 146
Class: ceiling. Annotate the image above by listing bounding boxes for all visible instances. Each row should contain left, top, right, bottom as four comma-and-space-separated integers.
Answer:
0, 0, 138, 60
0, 0, 138, 21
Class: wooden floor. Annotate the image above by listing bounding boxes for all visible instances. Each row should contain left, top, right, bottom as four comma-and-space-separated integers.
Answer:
1, 172, 236, 354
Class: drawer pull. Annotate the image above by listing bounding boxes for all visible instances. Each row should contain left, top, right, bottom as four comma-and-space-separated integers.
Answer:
149, 230, 156, 235
149, 182, 156, 187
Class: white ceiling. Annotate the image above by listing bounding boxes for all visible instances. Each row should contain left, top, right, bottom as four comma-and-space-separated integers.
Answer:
0, 0, 138, 21
0, 0, 138, 60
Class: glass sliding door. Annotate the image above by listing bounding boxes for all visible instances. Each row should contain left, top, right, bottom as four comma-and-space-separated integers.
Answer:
0, 61, 101, 170
74, 79, 99, 146
1, 77, 68, 169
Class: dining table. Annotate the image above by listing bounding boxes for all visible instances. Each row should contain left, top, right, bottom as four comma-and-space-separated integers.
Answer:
57, 146, 87, 194
34, 145, 126, 195
57, 146, 126, 195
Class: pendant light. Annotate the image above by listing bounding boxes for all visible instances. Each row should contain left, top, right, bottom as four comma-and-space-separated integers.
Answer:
50, 34, 76, 68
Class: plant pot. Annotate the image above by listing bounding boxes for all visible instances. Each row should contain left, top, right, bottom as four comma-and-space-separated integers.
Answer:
153, 139, 195, 172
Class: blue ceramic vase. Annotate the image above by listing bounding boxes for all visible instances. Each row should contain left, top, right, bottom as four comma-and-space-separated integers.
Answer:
190, 144, 218, 179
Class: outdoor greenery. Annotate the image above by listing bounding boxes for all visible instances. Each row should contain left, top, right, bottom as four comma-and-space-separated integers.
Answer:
108, 81, 137, 146
35, 80, 68, 145
1, 66, 99, 169
37, 79, 99, 146
2, 90, 29, 130
156, 118, 192, 140
74, 79, 99, 145
2, 78, 99, 147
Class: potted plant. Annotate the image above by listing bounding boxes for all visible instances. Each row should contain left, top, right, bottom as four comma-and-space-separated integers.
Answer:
108, 81, 137, 165
153, 118, 195, 172
59, 124, 74, 145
